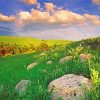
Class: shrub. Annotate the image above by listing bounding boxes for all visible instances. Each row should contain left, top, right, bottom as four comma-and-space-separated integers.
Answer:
37, 43, 49, 51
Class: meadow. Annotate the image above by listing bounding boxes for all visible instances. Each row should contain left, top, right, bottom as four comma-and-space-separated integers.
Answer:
0, 36, 70, 56
0, 36, 69, 46
0, 37, 100, 100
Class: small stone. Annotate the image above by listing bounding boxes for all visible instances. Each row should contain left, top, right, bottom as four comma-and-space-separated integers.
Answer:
80, 53, 92, 61
59, 56, 72, 64
27, 62, 38, 70
15, 80, 31, 97
40, 53, 46, 56
47, 61, 53, 64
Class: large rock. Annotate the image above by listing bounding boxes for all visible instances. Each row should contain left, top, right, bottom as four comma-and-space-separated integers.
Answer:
27, 62, 38, 70
59, 56, 72, 64
48, 74, 91, 100
15, 80, 31, 97
47, 61, 53, 65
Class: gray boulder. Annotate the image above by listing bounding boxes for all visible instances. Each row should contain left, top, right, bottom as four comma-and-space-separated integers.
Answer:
59, 56, 72, 64
15, 80, 31, 97
48, 74, 91, 100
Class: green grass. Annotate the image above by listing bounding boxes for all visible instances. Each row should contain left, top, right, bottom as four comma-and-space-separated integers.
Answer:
0, 37, 100, 100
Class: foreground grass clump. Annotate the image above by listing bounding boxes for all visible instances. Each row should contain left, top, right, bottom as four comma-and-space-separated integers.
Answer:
0, 37, 100, 100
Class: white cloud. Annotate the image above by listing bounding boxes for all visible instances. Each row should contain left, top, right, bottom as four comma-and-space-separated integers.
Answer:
45, 3, 55, 13
16, 9, 86, 27
16, 7, 100, 28
84, 14, 100, 25
0, 13, 15, 22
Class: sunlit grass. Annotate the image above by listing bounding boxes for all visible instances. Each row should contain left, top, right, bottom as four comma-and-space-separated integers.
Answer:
0, 37, 100, 100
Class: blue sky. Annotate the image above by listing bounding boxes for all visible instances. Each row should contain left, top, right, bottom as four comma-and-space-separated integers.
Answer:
0, 0, 100, 40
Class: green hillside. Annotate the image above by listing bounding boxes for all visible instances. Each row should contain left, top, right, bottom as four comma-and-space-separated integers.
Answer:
0, 37, 100, 100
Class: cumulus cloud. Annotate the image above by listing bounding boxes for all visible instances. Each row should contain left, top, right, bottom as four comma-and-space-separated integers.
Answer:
17, 9, 100, 27
23, 0, 37, 4
92, 0, 100, 5
16, 9, 49, 27
45, 3, 55, 13
23, 0, 40, 8
0, 14, 15, 22
17, 9, 87, 27
15, 2, 100, 27
84, 14, 100, 25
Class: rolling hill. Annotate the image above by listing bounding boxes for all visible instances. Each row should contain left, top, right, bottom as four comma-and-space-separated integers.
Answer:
0, 37, 100, 100
0, 36, 70, 47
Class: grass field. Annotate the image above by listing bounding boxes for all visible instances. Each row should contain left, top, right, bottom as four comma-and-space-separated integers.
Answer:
0, 36, 71, 56
0, 37, 100, 100
0, 36, 70, 47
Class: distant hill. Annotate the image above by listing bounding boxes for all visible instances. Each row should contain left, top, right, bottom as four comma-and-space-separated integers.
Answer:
81, 37, 100, 50
0, 36, 71, 56
66, 37, 100, 50
0, 36, 71, 47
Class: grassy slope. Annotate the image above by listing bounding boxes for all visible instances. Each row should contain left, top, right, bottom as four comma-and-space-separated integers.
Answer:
0, 36, 70, 47
0, 37, 100, 100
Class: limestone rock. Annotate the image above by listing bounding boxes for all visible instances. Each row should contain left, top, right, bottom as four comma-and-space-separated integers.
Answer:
15, 80, 31, 96
27, 62, 38, 70
80, 53, 92, 61
59, 56, 72, 64
48, 74, 91, 100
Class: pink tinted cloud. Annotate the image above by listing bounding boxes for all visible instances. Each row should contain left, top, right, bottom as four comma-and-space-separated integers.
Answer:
17, 9, 86, 27
0, 13, 15, 22
22, 0, 40, 8
45, 3, 55, 13
92, 0, 100, 5
17, 8, 100, 27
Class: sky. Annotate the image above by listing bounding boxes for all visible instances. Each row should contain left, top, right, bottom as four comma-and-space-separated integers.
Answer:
0, 0, 100, 40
